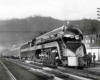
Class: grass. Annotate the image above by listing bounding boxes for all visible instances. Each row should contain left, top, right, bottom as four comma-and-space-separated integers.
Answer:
1, 58, 46, 80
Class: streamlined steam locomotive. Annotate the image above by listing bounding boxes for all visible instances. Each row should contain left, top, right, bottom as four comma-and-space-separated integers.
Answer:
20, 25, 87, 67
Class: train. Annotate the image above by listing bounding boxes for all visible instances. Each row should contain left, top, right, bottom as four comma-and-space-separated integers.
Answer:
2, 47, 20, 59
20, 25, 87, 67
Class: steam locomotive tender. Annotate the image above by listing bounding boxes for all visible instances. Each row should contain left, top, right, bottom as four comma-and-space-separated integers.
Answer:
20, 25, 87, 67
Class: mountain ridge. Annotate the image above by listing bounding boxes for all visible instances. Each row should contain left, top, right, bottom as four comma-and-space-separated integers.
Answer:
0, 16, 99, 47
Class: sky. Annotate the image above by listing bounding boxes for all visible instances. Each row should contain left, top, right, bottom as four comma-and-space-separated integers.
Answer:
0, 0, 100, 20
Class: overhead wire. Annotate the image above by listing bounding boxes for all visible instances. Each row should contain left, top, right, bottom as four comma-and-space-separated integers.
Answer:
35, 0, 96, 19
0, 0, 96, 44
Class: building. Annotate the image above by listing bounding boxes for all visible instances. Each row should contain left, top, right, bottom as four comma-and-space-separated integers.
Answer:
83, 35, 100, 61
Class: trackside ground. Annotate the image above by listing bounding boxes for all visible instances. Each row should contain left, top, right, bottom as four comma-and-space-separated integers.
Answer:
0, 58, 46, 80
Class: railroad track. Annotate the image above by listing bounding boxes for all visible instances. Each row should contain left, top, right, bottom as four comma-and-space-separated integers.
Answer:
7, 59, 64, 80
57, 66, 100, 80
7, 59, 93, 80
0, 60, 17, 80
15, 59, 100, 80
23, 60, 100, 80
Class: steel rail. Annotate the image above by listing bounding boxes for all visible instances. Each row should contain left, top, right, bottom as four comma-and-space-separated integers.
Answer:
7, 59, 64, 80
58, 66, 100, 80
8, 59, 93, 80
0, 60, 17, 80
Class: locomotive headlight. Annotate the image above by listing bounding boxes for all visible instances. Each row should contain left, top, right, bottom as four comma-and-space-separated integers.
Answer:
75, 35, 79, 40
64, 34, 74, 38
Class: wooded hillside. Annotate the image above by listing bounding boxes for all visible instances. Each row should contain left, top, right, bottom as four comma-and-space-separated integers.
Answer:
0, 16, 100, 47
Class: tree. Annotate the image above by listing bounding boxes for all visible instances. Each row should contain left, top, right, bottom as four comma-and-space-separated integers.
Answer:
89, 20, 99, 46
90, 20, 99, 34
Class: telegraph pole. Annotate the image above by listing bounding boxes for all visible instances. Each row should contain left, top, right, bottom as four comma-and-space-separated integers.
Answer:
97, 8, 100, 19
97, 8, 100, 61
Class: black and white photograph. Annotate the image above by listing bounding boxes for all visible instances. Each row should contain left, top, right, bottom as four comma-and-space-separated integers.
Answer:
0, 0, 100, 80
